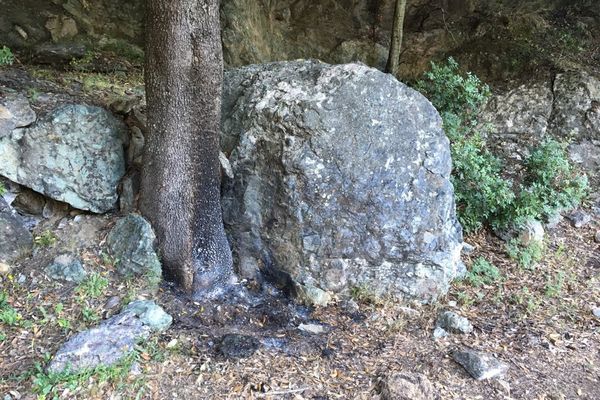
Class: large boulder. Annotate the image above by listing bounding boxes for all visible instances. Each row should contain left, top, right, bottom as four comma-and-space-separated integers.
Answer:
221, 61, 464, 302
0, 103, 126, 213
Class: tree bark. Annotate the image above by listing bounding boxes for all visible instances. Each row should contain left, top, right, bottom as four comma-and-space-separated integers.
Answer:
141, 0, 233, 298
385, 0, 407, 77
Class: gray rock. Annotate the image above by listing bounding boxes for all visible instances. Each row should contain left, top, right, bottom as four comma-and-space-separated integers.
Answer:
221, 61, 464, 303
45, 253, 87, 283
0, 262, 11, 275
549, 71, 600, 140
123, 300, 172, 332
462, 242, 475, 255
595, 231, 600, 243
518, 219, 545, 247
295, 283, 332, 307
48, 300, 171, 373
480, 71, 600, 192
0, 197, 33, 263
593, 308, 600, 319
0, 104, 125, 213
106, 214, 161, 280
436, 311, 473, 334
32, 43, 87, 65
329, 39, 388, 71
567, 210, 592, 228
0, 90, 36, 136
452, 349, 509, 380
433, 326, 448, 339
378, 372, 436, 400
12, 188, 46, 215
479, 82, 553, 140
298, 323, 326, 334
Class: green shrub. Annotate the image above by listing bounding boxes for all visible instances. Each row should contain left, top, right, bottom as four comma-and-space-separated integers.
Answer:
415, 58, 588, 233
506, 239, 544, 269
415, 57, 490, 120
465, 257, 501, 287
0, 46, 14, 66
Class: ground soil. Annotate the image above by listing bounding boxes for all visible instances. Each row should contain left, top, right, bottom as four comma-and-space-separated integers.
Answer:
0, 208, 598, 400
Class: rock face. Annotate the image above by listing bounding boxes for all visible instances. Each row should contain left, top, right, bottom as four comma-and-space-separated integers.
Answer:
0, 197, 33, 262
48, 300, 172, 373
480, 71, 600, 194
0, 104, 126, 213
106, 214, 161, 280
221, 61, 464, 302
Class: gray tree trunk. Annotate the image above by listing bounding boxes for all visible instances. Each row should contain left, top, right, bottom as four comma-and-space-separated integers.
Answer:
141, 0, 233, 298
385, 0, 407, 77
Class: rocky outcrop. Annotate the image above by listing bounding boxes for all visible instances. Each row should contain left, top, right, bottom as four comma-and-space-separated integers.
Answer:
8, 0, 597, 81
480, 70, 600, 194
221, 61, 464, 302
0, 103, 126, 213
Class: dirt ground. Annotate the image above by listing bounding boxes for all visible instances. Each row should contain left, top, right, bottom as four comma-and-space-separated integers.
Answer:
1, 208, 599, 400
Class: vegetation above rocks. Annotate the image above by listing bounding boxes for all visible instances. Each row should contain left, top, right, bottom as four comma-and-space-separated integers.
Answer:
416, 58, 589, 234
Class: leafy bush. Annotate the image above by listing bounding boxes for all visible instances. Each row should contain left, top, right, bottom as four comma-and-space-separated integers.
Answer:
506, 239, 544, 269
415, 58, 588, 233
0, 46, 14, 66
465, 257, 501, 287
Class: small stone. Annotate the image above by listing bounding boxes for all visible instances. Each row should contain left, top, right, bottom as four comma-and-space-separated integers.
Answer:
377, 372, 435, 400
436, 311, 473, 334
545, 212, 563, 229
17, 274, 26, 284
0, 262, 12, 275
343, 299, 360, 314
452, 349, 509, 380
462, 242, 475, 254
567, 210, 592, 228
45, 254, 87, 283
518, 219, 545, 247
399, 306, 419, 319
592, 308, 600, 319
0, 197, 33, 263
298, 323, 325, 334
594, 231, 600, 243
124, 300, 172, 332
433, 327, 448, 339
218, 334, 259, 358
129, 362, 142, 376
295, 284, 331, 307
104, 296, 121, 311
106, 214, 162, 280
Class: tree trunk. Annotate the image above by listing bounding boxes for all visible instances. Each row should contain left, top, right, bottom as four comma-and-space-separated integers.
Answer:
141, 0, 233, 298
385, 0, 407, 77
